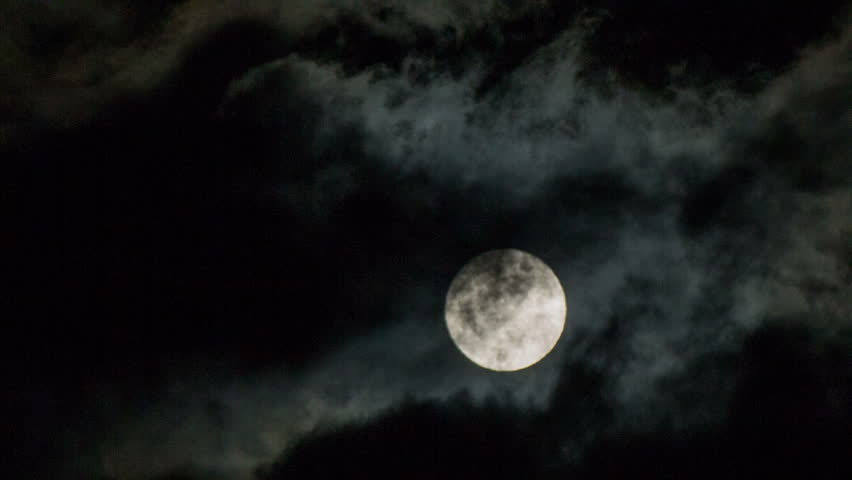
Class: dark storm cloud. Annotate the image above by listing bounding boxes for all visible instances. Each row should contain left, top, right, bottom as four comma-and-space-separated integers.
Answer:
4, 2, 850, 480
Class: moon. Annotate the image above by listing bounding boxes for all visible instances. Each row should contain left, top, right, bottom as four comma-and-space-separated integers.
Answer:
445, 249, 567, 371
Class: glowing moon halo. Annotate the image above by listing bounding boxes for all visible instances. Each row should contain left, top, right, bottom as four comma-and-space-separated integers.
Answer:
445, 249, 567, 371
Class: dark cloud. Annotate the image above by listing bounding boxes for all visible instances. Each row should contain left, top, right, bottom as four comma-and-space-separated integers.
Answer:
259, 395, 539, 479
3, 0, 847, 140
4, 2, 850, 479
259, 323, 851, 479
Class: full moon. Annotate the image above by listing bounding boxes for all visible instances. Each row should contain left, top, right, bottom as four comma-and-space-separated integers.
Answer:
445, 249, 567, 371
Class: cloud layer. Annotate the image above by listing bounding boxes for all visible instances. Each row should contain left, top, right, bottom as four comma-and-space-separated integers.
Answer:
4, 2, 849, 479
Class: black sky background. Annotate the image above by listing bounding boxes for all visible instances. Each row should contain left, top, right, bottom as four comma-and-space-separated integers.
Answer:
3, 1, 851, 479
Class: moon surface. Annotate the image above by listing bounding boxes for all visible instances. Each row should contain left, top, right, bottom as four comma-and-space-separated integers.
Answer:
445, 249, 567, 371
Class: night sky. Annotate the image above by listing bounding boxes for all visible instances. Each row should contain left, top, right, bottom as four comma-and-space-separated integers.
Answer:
4, 1, 851, 479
